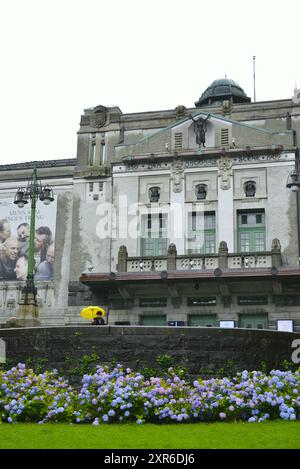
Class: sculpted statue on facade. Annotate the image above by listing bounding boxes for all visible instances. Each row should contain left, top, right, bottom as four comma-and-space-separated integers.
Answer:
168, 243, 177, 256
271, 238, 281, 253
218, 156, 233, 190
190, 114, 210, 147
218, 241, 228, 255
171, 160, 184, 193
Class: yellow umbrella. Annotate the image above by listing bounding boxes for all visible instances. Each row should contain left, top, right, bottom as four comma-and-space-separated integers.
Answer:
80, 306, 106, 320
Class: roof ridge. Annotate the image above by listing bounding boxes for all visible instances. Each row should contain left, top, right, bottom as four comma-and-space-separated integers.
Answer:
0, 158, 77, 171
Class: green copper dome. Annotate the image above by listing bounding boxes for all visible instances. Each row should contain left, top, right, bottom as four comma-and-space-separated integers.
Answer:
195, 78, 251, 107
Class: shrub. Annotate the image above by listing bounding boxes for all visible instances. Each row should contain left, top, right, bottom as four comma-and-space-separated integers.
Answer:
0, 363, 299, 425
0, 363, 76, 423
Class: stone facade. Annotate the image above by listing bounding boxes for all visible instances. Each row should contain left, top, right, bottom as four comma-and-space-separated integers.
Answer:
1, 79, 300, 330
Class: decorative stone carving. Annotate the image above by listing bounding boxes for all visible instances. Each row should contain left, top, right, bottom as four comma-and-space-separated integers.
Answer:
90, 105, 107, 128
244, 180, 256, 197
271, 238, 282, 267
149, 186, 160, 203
168, 243, 177, 256
271, 238, 281, 253
195, 184, 207, 200
222, 100, 232, 115
167, 243, 177, 270
90, 115, 106, 128
219, 241, 228, 254
218, 241, 228, 269
218, 156, 233, 190
171, 160, 184, 193
175, 105, 186, 119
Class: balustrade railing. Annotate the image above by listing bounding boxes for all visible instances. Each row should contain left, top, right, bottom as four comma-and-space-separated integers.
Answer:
117, 240, 282, 273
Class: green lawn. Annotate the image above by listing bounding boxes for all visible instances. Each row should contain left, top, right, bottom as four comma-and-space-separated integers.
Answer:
0, 421, 299, 449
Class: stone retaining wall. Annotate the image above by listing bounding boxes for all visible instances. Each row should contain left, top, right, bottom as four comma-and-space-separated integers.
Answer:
1, 326, 299, 380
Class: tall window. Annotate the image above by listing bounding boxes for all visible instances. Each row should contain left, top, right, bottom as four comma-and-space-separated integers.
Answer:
237, 210, 265, 252
100, 142, 106, 165
141, 213, 168, 256
187, 211, 216, 254
90, 142, 96, 166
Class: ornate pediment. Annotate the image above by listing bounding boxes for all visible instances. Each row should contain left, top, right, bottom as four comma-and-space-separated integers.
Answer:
116, 112, 293, 160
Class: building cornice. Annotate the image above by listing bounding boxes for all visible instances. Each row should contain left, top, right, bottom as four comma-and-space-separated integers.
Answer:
80, 267, 300, 285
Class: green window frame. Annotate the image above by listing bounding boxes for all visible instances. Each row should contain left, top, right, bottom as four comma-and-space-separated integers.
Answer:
141, 213, 168, 256
188, 315, 217, 327
239, 314, 268, 330
237, 210, 265, 252
187, 212, 216, 254
141, 237, 168, 256
140, 315, 166, 326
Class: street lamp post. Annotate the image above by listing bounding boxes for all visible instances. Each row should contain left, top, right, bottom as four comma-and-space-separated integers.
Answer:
13, 168, 54, 326
286, 147, 300, 264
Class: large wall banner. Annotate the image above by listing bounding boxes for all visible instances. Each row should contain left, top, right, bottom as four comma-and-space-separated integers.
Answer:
0, 197, 57, 281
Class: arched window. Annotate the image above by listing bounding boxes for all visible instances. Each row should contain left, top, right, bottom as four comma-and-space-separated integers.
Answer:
195, 184, 207, 200
149, 186, 160, 203
244, 181, 256, 197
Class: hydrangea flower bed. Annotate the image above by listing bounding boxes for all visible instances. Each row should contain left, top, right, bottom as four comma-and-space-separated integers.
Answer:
1, 363, 300, 425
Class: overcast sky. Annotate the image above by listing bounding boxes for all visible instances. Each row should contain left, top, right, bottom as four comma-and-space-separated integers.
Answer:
1, 0, 300, 164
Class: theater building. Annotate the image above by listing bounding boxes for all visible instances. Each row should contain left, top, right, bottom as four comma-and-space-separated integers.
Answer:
1, 78, 300, 331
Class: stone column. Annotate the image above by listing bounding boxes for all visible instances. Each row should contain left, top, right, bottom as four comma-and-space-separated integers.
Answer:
169, 161, 185, 254
217, 157, 234, 252
218, 241, 228, 269
117, 245, 128, 272
271, 238, 282, 267
167, 243, 177, 270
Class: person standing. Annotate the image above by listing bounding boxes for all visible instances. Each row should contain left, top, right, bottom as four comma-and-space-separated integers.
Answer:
92, 311, 105, 325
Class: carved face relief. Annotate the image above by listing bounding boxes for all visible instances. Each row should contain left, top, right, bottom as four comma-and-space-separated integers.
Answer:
195, 184, 207, 200
149, 186, 160, 203
244, 181, 256, 197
